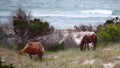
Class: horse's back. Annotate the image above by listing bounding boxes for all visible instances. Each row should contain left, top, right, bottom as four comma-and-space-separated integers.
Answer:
82, 34, 97, 43
91, 34, 97, 42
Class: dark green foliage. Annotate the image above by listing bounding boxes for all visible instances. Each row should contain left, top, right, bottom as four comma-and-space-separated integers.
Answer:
47, 42, 65, 51
13, 20, 28, 28
28, 19, 52, 36
13, 20, 28, 38
105, 19, 114, 25
12, 9, 53, 39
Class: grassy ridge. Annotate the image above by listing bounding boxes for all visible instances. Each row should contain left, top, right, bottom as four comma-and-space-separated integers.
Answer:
0, 43, 120, 68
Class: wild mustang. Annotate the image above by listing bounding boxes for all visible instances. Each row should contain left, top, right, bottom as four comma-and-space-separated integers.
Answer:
79, 34, 97, 51
19, 42, 44, 62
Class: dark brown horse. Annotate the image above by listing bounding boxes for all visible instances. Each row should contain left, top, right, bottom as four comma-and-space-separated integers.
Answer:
79, 34, 97, 51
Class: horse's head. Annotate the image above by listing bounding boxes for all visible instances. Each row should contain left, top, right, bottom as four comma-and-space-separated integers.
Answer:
19, 42, 32, 55
79, 39, 84, 51
19, 49, 24, 55
79, 35, 88, 51
80, 45, 83, 51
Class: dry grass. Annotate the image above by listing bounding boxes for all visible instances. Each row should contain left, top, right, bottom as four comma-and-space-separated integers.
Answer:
0, 43, 120, 68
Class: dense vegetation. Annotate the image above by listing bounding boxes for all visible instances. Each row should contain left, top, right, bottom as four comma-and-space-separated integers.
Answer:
47, 42, 65, 51
98, 17, 120, 42
12, 8, 54, 41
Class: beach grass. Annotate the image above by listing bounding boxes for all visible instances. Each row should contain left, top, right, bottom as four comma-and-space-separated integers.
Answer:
0, 43, 120, 68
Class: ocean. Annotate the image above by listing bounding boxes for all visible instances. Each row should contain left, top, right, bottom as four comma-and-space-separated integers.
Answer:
0, 0, 120, 29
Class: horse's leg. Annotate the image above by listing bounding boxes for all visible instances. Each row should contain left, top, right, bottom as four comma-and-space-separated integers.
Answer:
80, 44, 83, 51
87, 43, 89, 51
85, 43, 87, 51
29, 54, 32, 59
38, 54, 42, 62
80, 46, 83, 51
83, 44, 85, 51
93, 42, 96, 51
38, 51, 43, 62
80, 45, 83, 51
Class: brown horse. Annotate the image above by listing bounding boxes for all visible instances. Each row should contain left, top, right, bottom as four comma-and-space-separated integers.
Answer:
19, 42, 44, 62
79, 34, 97, 51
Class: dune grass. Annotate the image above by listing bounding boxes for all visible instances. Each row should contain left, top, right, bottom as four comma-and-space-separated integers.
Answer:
0, 43, 120, 68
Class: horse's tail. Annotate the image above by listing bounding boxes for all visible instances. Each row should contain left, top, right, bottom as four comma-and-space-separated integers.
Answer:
41, 46, 44, 52
94, 34, 97, 44
92, 34, 97, 50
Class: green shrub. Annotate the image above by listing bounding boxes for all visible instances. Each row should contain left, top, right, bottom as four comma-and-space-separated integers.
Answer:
12, 9, 54, 41
98, 24, 120, 42
98, 17, 120, 42
47, 42, 65, 51
105, 19, 114, 25
13, 20, 28, 28
28, 19, 51, 36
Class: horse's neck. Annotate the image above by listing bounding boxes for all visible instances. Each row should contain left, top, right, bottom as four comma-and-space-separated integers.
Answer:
80, 39, 84, 46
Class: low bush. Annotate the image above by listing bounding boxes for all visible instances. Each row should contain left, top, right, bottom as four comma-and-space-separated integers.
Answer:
98, 17, 120, 42
98, 24, 120, 42
47, 42, 65, 51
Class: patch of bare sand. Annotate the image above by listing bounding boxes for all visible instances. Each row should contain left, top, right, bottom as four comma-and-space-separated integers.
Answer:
103, 45, 120, 51
82, 59, 96, 65
103, 56, 120, 68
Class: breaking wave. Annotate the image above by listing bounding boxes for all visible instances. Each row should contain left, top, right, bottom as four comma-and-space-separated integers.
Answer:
32, 9, 113, 18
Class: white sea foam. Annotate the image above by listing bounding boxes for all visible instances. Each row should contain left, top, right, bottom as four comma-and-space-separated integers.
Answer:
81, 9, 112, 15
0, 0, 120, 29
0, 9, 117, 18
32, 9, 113, 18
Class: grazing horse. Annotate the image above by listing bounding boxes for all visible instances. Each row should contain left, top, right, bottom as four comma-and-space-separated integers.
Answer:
79, 34, 97, 51
19, 42, 44, 62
